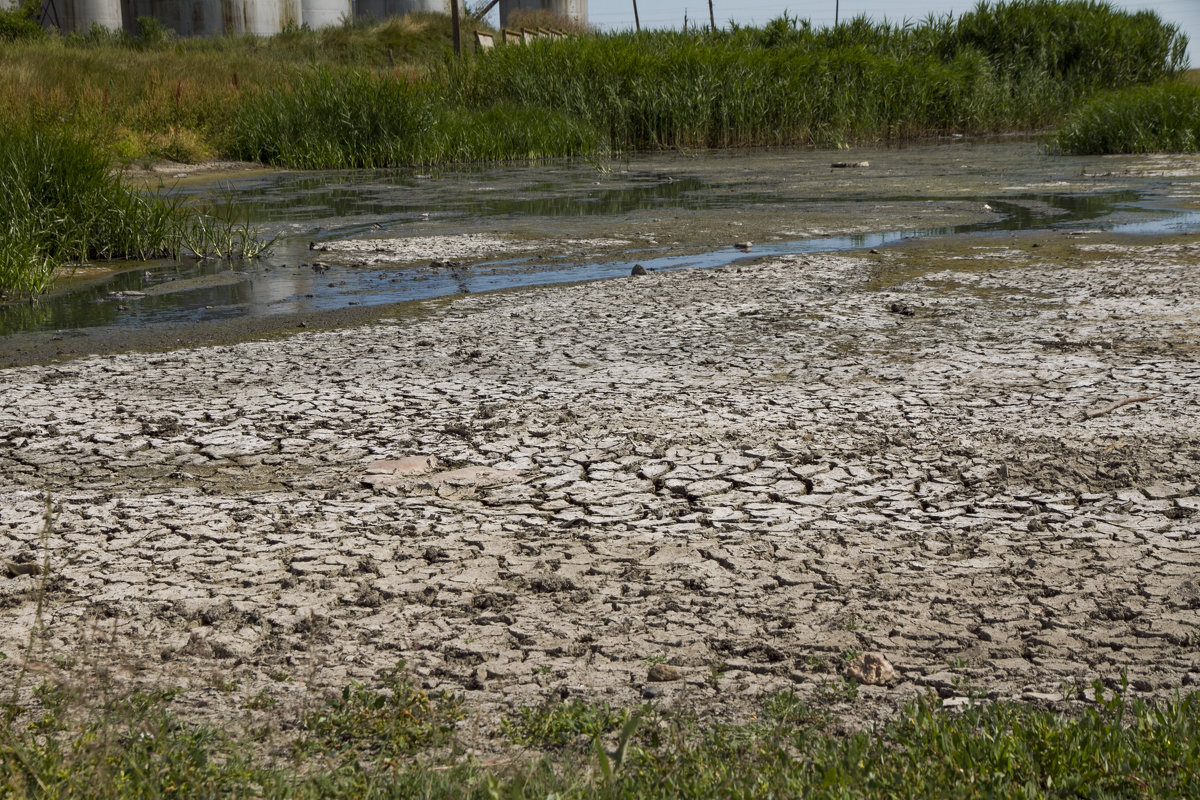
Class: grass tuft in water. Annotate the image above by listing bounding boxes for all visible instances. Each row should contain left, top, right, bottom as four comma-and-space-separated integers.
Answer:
1055, 82, 1200, 154
0, 127, 271, 299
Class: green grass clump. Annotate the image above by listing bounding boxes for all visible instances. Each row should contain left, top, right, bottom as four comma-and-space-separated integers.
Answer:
0, 127, 182, 298
0, 126, 272, 298
0, 0, 43, 42
948, 0, 1187, 95
228, 68, 436, 168
500, 699, 630, 748
3, 671, 1199, 799
1055, 82, 1200, 154
299, 662, 462, 763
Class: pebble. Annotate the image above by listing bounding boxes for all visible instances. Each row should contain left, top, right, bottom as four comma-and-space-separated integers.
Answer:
648, 664, 684, 682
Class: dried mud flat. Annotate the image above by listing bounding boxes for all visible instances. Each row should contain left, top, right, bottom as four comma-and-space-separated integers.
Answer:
2, 234, 1199, 746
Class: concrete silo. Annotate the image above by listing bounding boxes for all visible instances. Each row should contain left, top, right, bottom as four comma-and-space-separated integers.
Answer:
122, 0, 223, 36
119, 0, 299, 35
356, 0, 450, 22
220, 0, 299, 35
56, 0, 124, 31
301, 0, 350, 29
498, 0, 585, 28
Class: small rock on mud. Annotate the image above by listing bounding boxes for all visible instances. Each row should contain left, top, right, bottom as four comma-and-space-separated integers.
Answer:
845, 653, 895, 686
647, 664, 683, 682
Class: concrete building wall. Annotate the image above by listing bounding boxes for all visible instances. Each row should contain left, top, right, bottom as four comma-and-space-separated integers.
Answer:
301, 0, 349, 28
45, 0, 482, 36
356, 0, 448, 21
498, 0, 586, 28
59, 0, 124, 30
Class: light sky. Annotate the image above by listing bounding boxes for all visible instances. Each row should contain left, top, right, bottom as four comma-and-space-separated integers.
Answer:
542, 0, 1199, 65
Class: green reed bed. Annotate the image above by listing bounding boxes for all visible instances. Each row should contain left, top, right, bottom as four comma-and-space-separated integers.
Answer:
2, 670, 1197, 799
436, 0, 1185, 155
440, 0, 1187, 155
0, 127, 269, 299
0, 128, 178, 297
228, 68, 605, 168
2, 1, 1190, 170
0, 12, 479, 164
1056, 82, 1200, 154
448, 35, 1022, 150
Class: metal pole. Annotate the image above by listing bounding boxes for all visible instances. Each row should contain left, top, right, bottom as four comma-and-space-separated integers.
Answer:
472, 0, 500, 20
632, 0, 640, 31
835, 0, 839, 26
451, 0, 462, 53
708, 0, 715, 32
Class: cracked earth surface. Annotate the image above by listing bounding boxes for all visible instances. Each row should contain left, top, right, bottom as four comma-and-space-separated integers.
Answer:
2, 236, 1199, 742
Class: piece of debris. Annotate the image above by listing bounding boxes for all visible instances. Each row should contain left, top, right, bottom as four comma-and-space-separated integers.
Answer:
1082, 393, 1161, 420
832, 160, 870, 168
631, 264, 648, 276
844, 652, 894, 685
734, 242, 753, 251
3, 561, 41, 579
888, 302, 915, 317
647, 663, 683, 682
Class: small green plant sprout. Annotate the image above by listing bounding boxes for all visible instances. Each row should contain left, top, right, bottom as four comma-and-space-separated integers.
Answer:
815, 676, 859, 703
300, 661, 462, 762
501, 699, 628, 748
707, 659, 727, 688
762, 689, 827, 728
243, 690, 276, 710
593, 707, 643, 783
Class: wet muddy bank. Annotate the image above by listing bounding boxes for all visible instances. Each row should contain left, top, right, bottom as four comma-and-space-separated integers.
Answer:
3, 226, 1195, 369
6, 140, 1200, 349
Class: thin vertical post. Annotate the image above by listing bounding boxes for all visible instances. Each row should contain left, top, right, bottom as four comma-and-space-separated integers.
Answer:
632, 0, 640, 31
708, 0, 715, 32
835, 0, 839, 26
451, 0, 462, 53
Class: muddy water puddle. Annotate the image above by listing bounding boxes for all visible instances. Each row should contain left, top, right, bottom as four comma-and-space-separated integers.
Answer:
4, 140, 1200, 338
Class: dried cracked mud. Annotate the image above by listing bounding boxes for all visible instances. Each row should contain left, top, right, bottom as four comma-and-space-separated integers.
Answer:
2, 232, 1199, 745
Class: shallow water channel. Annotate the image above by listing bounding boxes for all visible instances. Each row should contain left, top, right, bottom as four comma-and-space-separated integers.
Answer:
4, 139, 1200, 338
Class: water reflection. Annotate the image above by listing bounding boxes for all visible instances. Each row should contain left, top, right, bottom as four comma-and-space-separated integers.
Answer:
3, 144, 1199, 337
